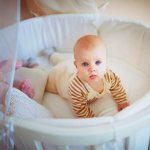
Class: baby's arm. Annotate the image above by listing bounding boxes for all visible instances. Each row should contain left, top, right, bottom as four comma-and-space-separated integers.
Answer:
105, 70, 129, 111
68, 84, 95, 118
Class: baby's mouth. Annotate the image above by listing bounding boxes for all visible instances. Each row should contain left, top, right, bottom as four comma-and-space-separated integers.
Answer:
89, 74, 97, 80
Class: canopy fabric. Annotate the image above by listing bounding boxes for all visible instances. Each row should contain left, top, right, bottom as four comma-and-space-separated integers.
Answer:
0, 0, 20, 149
0, 0, 19, 115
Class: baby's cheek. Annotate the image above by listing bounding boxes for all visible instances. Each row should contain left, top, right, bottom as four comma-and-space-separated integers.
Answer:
78, 71, 88, 81
99, 65, 106, 73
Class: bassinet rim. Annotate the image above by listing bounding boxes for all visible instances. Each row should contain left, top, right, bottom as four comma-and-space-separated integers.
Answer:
8, 105, 150, 145
20, 13, 150, 29
11, 13, 150, 130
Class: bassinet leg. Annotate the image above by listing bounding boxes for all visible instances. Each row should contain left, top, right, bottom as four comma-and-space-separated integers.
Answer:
126, 136, 136, 150
91, 144, 106, 150
127, 127, 150, 150
34, 140, 44, 150
14, 134, 38, 150
57, 145, 70, 150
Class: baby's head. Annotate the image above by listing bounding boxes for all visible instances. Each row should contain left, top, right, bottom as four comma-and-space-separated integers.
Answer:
74, 35, 107, 83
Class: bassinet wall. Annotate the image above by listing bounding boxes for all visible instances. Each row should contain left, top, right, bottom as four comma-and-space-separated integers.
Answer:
7, 14, 150, 150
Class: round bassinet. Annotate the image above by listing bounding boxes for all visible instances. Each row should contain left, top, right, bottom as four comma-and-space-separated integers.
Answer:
1, 14, 150, 150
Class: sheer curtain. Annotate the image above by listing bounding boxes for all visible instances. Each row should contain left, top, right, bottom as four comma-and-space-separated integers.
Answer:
0, 0, 20, 149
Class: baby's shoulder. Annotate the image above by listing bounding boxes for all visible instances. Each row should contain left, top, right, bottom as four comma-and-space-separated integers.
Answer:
104, 69, 120, 82
68, 75, 87, 94
104, 69, 115, 77
69, 75, 83, 88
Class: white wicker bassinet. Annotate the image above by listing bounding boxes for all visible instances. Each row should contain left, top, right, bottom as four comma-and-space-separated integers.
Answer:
3, 14, 150, 150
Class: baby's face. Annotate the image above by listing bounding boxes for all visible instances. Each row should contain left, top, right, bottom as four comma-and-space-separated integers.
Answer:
74, 44, 106, 83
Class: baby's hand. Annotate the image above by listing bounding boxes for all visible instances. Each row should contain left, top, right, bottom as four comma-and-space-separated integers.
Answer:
118, 102, 129, 111
20, 79, 35, 98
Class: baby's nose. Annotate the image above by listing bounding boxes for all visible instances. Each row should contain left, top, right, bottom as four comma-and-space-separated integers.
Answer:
88, 65, 96, 72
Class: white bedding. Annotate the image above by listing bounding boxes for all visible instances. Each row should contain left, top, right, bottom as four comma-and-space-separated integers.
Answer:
42, 54, 150, 118
8, 88, 53, 119
9, 52, 150, 119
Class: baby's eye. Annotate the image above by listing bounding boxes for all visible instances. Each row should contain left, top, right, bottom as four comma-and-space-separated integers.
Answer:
82, 62, 89, 67
95, 60, 101, 65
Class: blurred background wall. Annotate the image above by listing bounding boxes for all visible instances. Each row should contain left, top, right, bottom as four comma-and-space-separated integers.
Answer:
1, 1, 149, 25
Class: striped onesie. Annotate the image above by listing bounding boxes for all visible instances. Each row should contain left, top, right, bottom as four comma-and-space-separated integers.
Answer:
68, 69, 128, 118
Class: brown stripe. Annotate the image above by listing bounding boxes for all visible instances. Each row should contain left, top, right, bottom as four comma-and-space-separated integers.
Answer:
76, 76, 89, 92
72, 79, 87, 94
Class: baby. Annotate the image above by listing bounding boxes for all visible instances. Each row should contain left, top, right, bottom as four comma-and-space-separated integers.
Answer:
46, 35, 129, 118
